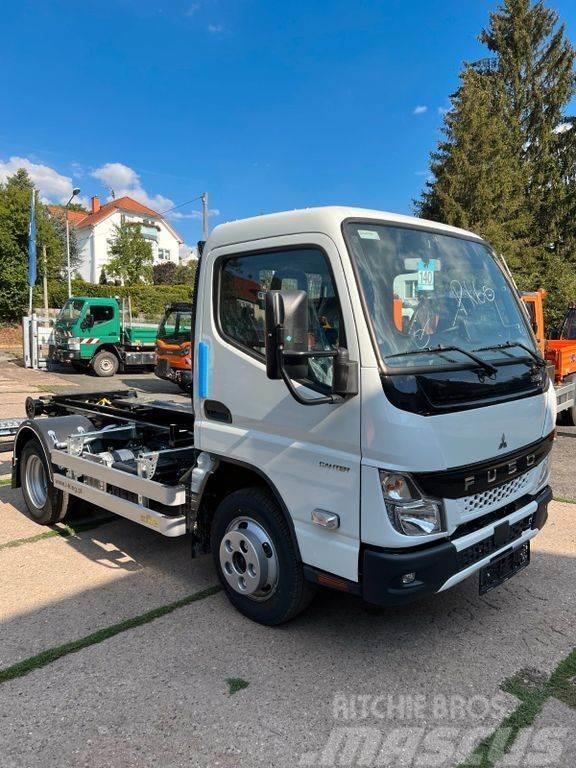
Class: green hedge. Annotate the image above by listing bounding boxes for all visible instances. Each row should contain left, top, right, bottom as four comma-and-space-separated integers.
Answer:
34, 280, 193, 318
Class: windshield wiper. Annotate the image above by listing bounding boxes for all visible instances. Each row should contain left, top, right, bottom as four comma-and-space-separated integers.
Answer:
472, 341, 546, 367
385, 345, 498, 375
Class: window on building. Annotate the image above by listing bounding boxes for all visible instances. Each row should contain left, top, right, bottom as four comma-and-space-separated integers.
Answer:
158, 248, 171, 261
218, 247, 345, 390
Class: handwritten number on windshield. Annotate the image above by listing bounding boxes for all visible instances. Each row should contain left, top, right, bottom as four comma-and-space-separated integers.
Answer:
450, 279, 495, 314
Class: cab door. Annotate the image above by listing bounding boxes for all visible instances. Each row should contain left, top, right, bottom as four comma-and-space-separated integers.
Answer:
195, 234, 362, 581
78, 302, 117, 358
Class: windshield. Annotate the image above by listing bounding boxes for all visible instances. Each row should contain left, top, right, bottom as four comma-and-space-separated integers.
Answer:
345, 222, 537, 370
158, 309, 192, 342
57, 299, 84, 323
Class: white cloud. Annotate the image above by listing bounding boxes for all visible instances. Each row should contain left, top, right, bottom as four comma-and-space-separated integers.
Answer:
91, 161, 175, 212
208, 23, 223, 33
437, 106, 450, 116
186, 2, 200, 15
413, 105, 428, 115
170, 207, 220, 221
92, 162, 140, 191
91, 161, 220, 222
0, 156, 78, 203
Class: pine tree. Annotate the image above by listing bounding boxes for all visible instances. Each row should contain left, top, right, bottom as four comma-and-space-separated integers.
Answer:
417, 0, 576, 323
417, 66, 537, 285
479, 0, 576, 269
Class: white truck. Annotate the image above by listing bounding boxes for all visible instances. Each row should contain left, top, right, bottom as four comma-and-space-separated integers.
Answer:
11, 207, 555, 625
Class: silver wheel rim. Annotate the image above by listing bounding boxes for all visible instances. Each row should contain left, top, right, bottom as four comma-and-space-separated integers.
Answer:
219, 516, 279, 601
25, 454, 48, 509
99, 357, 114, 374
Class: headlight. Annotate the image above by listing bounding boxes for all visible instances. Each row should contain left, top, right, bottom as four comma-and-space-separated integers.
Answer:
379, 470, 445, 536
68, 338, 81, 350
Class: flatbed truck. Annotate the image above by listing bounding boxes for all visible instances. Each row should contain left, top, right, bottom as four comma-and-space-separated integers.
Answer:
11, 208, 555, 624
521, 290, 576, 424
52, 296, 157, 377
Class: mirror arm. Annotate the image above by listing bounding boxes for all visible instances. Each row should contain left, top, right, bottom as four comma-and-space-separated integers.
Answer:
277, 347, 343, 406
279, 364, 342, 406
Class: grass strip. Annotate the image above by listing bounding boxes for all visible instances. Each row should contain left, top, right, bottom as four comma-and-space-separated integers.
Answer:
0, 514, 118, 552
459, 649, 576, 767
552, 495, 576, 505
0, 477, 11, 487
0, 584, 221, 685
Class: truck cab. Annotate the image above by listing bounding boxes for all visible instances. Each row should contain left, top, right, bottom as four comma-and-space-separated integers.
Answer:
154, 302, 193, 392
53, 296, 157, 377
13, 208, 555, 624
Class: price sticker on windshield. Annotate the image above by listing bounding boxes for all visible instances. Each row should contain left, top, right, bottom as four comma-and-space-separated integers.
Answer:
417, 259, 437, 291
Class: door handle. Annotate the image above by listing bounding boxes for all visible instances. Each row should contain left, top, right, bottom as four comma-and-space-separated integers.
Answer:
204, 400, 232, 423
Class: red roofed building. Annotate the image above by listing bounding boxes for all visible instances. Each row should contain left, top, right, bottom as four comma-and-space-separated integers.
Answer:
49, 195, 184, 282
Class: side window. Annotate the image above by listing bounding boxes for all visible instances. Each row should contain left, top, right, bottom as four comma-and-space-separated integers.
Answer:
90, 305, 114, 324
218, 247, 345, 389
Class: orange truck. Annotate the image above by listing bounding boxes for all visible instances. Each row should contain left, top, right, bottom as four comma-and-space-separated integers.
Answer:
521, 290, 576, 424
154, 302, 193, 393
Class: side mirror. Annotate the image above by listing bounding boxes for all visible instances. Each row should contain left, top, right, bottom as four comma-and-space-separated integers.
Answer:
81, 314, 94, 330
265, 290, 308, 380
265, 289, 358, 405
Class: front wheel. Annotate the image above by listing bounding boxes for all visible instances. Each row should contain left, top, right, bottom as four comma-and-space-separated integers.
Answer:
91, 350, 119, 377
211, 487, 316, 625
20, 440, 69, 525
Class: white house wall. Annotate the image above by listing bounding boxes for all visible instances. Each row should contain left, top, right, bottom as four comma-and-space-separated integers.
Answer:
74, 209, 182, 283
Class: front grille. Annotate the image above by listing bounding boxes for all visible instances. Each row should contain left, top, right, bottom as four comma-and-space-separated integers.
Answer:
462, 472, 531, 515
455, 514, 533, 571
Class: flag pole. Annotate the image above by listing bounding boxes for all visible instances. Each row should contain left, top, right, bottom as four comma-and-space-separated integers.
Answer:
28, 189, 37, 316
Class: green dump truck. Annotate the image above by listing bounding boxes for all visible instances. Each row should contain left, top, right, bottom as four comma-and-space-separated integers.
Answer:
52, 297, 157, 377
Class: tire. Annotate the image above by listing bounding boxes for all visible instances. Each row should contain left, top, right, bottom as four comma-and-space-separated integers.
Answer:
91, 350, 119, 377
211, 487, 316, 625
20, 440, 69, 525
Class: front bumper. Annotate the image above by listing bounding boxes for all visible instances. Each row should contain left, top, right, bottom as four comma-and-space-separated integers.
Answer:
53, 347, 81, 363
155, 360, 192, 386
361, 485, 552, 607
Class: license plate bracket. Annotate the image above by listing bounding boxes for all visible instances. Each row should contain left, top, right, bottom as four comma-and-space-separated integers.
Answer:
479, 542, 530, 595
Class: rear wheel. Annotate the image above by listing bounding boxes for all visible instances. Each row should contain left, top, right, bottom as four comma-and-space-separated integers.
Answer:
211, 487, 316, 625
91, 350, 118, 377
20, 440, 69, 525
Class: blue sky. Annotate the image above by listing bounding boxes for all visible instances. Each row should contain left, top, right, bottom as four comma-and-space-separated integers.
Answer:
1, 0, 576, 249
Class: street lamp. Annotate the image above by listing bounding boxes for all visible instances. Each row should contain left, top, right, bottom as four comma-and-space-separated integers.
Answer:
65, 187, 81, 298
